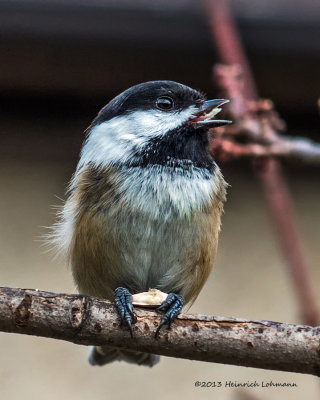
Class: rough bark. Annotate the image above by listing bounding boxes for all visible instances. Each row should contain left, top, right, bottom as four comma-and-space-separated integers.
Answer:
1, 286, 320, 376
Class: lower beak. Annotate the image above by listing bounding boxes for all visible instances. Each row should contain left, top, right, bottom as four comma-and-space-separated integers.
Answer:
189, 99, 232, 127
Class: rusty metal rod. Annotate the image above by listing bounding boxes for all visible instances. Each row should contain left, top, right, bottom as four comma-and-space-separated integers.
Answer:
204, 0, 320, 325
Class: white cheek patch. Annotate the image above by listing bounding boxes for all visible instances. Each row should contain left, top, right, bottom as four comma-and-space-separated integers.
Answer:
78, 106, 197, 168
125, 107, 197, 138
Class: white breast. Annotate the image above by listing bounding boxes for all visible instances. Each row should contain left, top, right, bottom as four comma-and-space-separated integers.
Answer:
116, 164, 219, 219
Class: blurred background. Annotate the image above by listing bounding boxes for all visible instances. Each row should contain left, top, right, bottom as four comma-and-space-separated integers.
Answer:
0, 0, 319, 399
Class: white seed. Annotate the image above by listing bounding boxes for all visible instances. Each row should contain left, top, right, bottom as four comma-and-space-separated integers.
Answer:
132, 289, 168, 307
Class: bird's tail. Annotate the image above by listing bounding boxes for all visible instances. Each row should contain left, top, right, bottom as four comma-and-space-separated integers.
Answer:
88, 345, 160, 367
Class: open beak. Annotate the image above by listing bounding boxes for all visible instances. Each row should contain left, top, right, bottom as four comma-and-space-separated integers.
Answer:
189, 99, 232, 127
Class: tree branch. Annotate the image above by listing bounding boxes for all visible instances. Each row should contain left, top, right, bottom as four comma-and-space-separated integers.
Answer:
1, 287, 320, 376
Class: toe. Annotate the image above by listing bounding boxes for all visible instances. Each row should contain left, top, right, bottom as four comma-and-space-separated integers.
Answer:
114, 287, 136, 335
155, 293, 184, 337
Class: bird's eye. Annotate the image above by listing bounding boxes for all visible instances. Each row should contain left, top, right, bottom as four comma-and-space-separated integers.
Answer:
156, 96, 174, 111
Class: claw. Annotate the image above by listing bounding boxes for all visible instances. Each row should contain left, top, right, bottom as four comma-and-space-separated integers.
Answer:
155, 293, 184, 338
114, 287, 137, 338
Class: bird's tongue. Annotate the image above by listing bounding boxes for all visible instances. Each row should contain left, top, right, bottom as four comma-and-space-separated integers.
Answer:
189, 106, 223, 123
188, 99, 232, 127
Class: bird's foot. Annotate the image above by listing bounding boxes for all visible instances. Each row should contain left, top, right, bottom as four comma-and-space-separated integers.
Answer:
155, 293, 184, 338
114, 287, 137, 338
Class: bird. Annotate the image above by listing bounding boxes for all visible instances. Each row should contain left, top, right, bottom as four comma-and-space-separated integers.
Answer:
52, 80, 230, 367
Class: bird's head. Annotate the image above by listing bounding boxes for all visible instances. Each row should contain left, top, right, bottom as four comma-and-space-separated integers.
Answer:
79, 81, 231, 170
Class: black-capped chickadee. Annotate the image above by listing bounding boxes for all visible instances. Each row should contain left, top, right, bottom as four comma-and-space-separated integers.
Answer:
52, 81, 230, 367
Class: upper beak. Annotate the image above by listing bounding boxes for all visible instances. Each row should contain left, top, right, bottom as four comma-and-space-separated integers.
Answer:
189, 99, 232, 127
